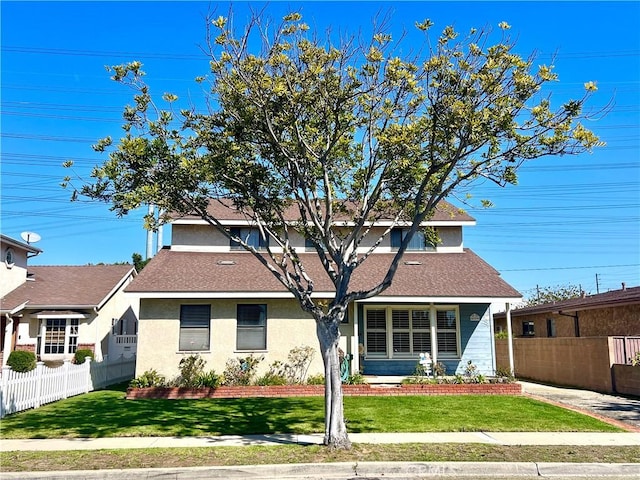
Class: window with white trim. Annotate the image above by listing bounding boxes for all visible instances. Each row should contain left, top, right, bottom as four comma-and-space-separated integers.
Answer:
43, 319, 79, 354
237, 304, 267, 350
364, 306, 458, 358
365, 309, 387, 354
179, 305, 211, 351
436, 309, 459, 356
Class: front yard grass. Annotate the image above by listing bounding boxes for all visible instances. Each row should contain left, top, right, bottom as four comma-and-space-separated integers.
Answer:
0, 383, 622, 439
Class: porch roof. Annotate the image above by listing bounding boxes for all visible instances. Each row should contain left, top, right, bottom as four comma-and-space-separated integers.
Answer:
126, 248, 521, 301
1, 265, 135, 314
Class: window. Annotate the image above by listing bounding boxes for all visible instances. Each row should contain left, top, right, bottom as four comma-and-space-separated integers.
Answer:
436, 309, 459, 356
237, 304, 267, 350
230, 227, 268, 250
179, 305, 210, 351
364, 307, 450, 358
522, 321, 535, 336
43, 319, 79, 355
390, 228, 434, 251
365, 309, 387, 354
547, 318, 556, 338
4, 247, 15, 267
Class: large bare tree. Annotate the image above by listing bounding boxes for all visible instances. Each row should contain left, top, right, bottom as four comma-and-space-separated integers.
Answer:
65, 11, 602, 448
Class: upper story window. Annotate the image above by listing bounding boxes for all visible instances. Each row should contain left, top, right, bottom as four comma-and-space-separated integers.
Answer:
390, 228, 435, 251
230, 227, 269, 250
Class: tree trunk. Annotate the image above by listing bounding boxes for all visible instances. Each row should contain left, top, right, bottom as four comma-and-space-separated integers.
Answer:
317, 317, 351, 449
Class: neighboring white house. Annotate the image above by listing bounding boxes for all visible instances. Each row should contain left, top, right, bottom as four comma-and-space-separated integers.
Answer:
1, 234, 138, 365
126, 199, 521, 379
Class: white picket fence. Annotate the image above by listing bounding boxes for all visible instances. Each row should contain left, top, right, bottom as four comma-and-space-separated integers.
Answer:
0, 354, 136, 418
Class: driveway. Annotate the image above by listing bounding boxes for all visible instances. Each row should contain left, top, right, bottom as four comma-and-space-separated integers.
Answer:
520, 381, 640, 432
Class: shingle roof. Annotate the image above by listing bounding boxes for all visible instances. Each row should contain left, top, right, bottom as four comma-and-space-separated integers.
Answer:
1, 265, 135, 312
126, 248, 520, 300
173, 198, 476, 224
494, 286, 640, 318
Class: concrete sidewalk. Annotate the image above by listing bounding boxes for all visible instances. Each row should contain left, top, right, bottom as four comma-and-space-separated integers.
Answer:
3, 431, 640, 452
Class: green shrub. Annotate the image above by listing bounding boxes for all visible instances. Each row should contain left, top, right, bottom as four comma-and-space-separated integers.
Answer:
495, 366, 516, 382
130, 369, 166, 388
631, 351, 640, 366
306, 374, 325, 385
344, 372, 366, 385
175, 354, 206, 387
255, 372, 288, 386
222, 354, 263, 386
7, 350, 36, 372
494, 330, 509, 339
195, 370, 221, 388
73, 349, 94, 364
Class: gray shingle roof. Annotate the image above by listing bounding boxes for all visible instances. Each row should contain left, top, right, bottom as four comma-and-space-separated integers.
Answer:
1, 265, 135, 312
174, 198, 476, 223
126, 248, 520, 300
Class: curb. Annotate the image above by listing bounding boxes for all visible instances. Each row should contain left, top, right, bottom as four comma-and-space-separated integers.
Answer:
2, 462, 640, 479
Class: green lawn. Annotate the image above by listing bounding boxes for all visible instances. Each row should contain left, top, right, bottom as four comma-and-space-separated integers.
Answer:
0, 383, 621, 439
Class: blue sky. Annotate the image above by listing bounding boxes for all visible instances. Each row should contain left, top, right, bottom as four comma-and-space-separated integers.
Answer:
2, 1, 639, 300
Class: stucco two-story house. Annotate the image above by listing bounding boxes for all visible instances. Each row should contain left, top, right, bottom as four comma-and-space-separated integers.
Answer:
126, 200, 521, 380
1, 234, 139, 365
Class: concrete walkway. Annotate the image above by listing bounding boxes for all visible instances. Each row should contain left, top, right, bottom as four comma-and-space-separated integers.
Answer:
519, 380, 640, 431
3, 431, 640, 452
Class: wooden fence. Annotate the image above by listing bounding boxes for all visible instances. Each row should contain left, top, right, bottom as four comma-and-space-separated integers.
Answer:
612, 336, 640, 365
0, 354, 136, 418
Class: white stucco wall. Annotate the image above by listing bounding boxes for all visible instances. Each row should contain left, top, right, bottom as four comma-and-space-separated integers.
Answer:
136, 298, 329, 380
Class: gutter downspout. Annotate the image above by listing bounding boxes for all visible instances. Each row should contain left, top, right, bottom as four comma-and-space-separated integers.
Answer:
505, 302, 515, 376
557, 311, 580, 337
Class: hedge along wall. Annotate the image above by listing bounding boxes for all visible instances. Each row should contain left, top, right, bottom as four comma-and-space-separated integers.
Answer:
126, 383, 522, 400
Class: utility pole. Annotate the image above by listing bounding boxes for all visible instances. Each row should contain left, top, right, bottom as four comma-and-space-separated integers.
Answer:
146, 204, 155, 260
595, 273, 600, 294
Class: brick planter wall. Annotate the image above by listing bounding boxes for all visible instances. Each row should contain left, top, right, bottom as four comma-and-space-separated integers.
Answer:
126, 382, 522, 400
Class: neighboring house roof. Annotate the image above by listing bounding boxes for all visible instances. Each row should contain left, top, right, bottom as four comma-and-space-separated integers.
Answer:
0, 234, 43, 256
172, 198, 476, 225
494, 286, 640, 319
1, 265, 136, 313
126, 248, 521, 301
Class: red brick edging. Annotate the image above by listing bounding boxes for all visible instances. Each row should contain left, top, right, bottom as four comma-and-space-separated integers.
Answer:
126, 383, 522, 400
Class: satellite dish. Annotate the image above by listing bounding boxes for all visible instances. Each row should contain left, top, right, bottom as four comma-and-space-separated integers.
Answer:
21, 231, 41, 244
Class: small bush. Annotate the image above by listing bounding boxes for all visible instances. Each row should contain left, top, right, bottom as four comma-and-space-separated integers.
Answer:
256, 372, 288, 386
73, 349, 94, 364
344, 372, 366, 385
306, 374, 325, 385
130, 369, 166, 388
495, 366, 516, 382
175, 354, 206, 387
223, 354, 263, 386
631, 352, 640, 366
464, 360, 479, 382
7, 351, 36, 372
494, 330, 509, 339
433, 362, 447, 377
195, 370, 221, 388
